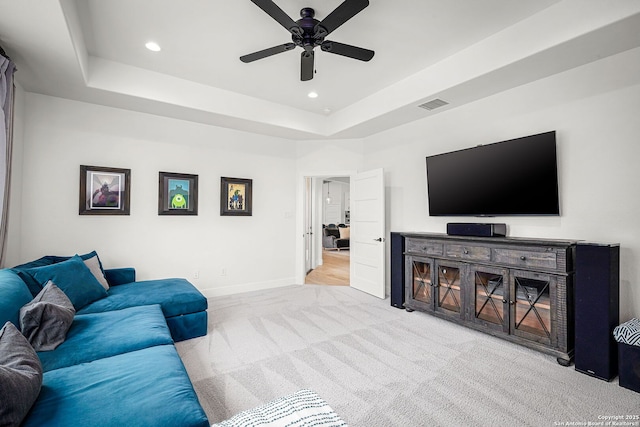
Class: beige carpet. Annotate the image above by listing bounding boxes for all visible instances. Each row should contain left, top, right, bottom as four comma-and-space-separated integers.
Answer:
176, 285, 639, 426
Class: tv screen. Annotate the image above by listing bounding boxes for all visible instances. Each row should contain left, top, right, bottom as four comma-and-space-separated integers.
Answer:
426, 131, 559, 216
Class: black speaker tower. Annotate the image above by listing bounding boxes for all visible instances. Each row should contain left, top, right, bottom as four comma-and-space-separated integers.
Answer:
390, 232, 405, 309
574, 242, 620, 381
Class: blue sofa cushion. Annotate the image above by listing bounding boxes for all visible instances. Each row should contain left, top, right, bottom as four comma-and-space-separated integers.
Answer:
13, 251, 105, 271
13, 256, 64, 297
12, 251, 107, 296
20, 282, 75, 351
166, 310, 208, 342
20, 256, 107, 310
12, 255, 58, 269
23, 345, 210, 427
78, 278, 207, 318
38, 305, 174, 372
0, 322, 43, 427
0, 269, 33, 328
104, 267, 136, 286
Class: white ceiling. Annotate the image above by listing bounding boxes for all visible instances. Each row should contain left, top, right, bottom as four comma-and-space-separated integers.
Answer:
1, 0, 640, 140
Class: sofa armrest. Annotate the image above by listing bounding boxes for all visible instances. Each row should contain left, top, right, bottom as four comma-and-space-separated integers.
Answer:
104, 268, 136, 286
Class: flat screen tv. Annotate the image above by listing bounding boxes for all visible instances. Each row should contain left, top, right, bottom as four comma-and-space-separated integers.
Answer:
426, 131, 559, 216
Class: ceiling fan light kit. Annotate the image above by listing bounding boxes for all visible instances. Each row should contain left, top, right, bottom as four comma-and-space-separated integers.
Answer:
240, 0, 375, 81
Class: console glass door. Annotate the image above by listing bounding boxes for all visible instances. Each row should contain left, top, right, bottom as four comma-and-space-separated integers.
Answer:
435, 261, 464, 319
412, 259, 432, 304
405, 255, 435, 311
511, 271, 555, 346
472, 266, 509, 333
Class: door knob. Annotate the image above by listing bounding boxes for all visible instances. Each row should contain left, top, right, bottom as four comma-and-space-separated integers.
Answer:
374, 237, 384, 242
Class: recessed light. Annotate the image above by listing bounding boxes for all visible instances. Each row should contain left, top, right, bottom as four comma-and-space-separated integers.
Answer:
145, 42, 161, 52
307, 91, 318, 99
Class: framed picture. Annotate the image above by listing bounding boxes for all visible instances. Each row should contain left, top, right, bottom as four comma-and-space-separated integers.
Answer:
158, 172, 198, 215
220, 177, 252, 216
79, 165, 130, 215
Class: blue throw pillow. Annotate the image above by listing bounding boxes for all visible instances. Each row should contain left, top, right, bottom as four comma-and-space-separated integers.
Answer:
12, 251, 107, 297
10, 269, 45, 298
43, 251, 107, 278
0, 269, 34, 328
22, 256, 107, 310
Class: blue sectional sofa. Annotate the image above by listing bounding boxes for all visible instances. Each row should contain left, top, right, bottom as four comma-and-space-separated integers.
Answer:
0, 252, 210, 427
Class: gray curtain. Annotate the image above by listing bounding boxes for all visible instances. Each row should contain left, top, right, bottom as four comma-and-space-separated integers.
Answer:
0, 48, 16, 267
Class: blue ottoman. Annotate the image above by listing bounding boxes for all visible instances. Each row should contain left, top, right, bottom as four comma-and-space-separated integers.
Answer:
613, 318, 640, 393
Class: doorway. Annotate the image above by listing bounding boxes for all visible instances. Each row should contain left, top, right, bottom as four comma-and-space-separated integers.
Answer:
304, 176, 350, 286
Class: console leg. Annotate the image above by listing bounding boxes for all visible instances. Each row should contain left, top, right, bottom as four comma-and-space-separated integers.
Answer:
556, 357, 571, 367
405, 307, 414, 312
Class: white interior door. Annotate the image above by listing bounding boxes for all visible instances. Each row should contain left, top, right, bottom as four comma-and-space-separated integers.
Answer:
350, 168, 385, 299
303, 177, 313, 274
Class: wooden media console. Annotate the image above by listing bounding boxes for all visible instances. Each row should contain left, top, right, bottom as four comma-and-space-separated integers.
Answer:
400, 232, 576, 365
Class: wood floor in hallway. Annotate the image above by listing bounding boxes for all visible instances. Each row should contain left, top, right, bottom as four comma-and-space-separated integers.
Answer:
305, 250, 350, 286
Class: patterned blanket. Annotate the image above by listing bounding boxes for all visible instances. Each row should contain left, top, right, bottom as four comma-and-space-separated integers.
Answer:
211, 389, 347, 427
614, 317, 640, 346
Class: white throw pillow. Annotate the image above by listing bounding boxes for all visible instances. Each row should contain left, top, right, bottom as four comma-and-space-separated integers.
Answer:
83, 255, 109, 290
339, 227, 350, 239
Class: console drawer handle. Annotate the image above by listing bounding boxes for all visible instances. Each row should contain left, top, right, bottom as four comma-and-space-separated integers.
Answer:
463, 248, 469, 254
520, 256, 527, 261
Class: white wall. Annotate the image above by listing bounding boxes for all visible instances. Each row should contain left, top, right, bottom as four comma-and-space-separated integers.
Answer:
11, 94, 298, 297
363, 48, 640, 320
322, 180, 349, 225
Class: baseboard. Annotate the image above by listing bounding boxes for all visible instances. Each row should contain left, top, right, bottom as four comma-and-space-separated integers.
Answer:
201, 277, 297, 298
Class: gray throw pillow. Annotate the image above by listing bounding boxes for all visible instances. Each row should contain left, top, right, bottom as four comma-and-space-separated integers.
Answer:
0, 321, 43, 426
20, 281, 76, 351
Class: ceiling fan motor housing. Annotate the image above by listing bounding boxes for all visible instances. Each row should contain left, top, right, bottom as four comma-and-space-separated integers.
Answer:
293, 8, 324, 49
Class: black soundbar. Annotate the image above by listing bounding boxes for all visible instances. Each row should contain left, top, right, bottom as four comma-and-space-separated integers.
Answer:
446, 222, 507, 237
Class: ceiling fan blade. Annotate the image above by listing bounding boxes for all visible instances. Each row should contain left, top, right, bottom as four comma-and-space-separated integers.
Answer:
301, 50, 314, 81
250, 0, 303, 36
321, 41, 374, 61
314, 0, 369, 37
240, 43, 296, 63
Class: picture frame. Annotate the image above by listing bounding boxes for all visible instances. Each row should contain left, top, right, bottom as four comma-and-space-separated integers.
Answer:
79, 165, 130, 215
158, 172, 198, 215
220, 177, 252, 216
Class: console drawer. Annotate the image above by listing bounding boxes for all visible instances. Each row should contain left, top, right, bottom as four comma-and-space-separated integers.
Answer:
493, 248, 558, 270
405, 238, 443, 256
445, 244, 491, 262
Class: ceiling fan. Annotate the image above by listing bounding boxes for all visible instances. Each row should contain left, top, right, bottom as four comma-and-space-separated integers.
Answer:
240, 0, 375, 81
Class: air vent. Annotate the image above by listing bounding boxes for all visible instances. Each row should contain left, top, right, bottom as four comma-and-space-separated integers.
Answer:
418, 99, 449, 111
